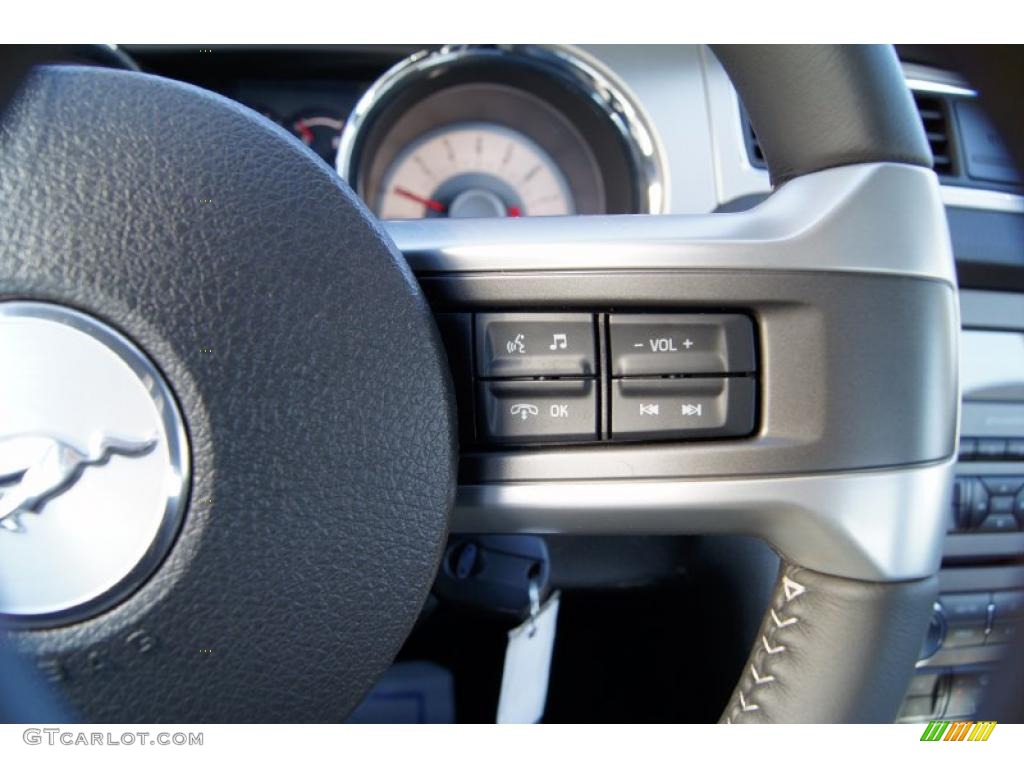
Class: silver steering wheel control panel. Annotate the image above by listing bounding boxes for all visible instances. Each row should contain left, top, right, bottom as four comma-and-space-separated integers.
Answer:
442, 312, 757, 446
389, 163, 960, 584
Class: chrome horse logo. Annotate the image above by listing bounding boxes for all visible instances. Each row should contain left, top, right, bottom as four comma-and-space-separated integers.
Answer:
0, 433, 157, 532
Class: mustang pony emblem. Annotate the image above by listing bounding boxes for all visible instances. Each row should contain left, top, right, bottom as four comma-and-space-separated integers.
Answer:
0, 433, 157, 532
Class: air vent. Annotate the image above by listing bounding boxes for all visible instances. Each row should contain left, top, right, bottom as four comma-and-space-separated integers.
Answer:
914, 93, 955, 177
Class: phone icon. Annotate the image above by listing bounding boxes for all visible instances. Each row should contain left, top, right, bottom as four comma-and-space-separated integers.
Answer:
506, 334, 527, 354
509, 403, 540, 421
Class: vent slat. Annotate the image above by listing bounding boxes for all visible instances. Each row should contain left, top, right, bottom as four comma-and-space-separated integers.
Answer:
913, 94, 954, 177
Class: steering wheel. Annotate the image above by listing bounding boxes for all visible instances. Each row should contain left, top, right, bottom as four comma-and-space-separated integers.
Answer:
0, 45, 956, 723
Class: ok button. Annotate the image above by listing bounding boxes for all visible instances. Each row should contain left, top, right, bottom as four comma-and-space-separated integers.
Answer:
478, 379, 597, 444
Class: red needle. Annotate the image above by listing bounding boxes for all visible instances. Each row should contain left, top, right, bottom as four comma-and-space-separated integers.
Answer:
507, 205, 522, 218
293, 120, 314, 145
394, 186, 446, 213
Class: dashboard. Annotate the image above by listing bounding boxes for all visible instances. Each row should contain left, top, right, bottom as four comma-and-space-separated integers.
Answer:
118, 44, 1024, 226
68, 43, 1024, 722
124, 45, 665, 220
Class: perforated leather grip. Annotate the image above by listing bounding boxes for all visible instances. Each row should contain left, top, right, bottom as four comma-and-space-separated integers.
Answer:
721, 562, 938, 723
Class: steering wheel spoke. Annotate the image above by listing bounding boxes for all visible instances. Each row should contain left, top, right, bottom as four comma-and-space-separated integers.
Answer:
388, 161, 958, 583
388, 155, 956, 723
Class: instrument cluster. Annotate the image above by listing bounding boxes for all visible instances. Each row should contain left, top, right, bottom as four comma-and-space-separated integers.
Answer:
335, 46, 666, 220
127, 44, 666, 220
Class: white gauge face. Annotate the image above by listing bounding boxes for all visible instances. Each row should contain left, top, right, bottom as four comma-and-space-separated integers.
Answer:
376, 123, 575, 220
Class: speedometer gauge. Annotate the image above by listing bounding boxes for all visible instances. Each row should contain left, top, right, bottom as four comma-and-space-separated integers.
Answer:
378, 123, 574, 219
337, 47, 668, 220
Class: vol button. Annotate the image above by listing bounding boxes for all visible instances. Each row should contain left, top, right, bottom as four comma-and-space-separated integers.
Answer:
609, 314, 756, 376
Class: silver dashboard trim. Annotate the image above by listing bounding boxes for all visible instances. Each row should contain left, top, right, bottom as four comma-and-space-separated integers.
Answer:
960, 288, 1024, 331
336, 44, 668, 215
451, 460, 954, 582
916, 643, 1004, 670
388, 162, 956, 286
940, 185, 1024, 213
904, 78, 977, 98
902, 63, 976, 97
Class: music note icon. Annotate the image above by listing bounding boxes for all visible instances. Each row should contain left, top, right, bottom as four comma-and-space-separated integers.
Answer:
549, 333, 568, 350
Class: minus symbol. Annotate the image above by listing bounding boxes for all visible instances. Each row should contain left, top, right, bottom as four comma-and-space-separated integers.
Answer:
633, 343, 644, 348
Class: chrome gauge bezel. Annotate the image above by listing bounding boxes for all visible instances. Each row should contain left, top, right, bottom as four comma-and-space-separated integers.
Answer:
336, 44, 668, 216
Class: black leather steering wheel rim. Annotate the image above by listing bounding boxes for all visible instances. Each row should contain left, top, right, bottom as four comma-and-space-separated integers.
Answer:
0, 44, 952, 724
